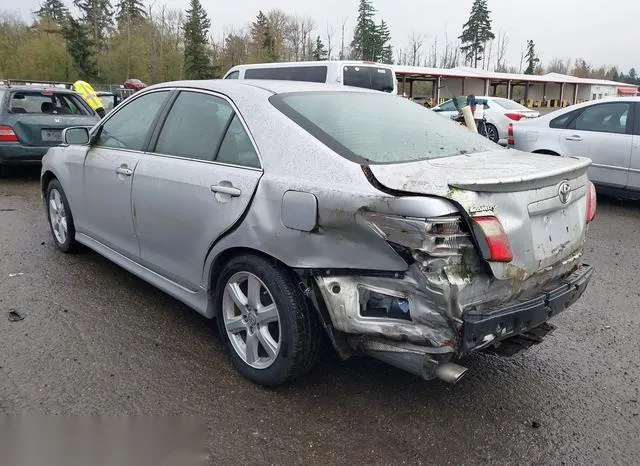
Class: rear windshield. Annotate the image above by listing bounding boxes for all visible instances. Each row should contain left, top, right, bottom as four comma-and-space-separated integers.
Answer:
244, 66, 328, 83
271, 91, 499, 164
8, 91, 91, 115
343, 65, 395, 93
491, 97, 529, 111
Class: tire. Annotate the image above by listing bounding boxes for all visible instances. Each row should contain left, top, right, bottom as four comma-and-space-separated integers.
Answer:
216, 254, 321, 386
485, 123, 500, 143
45, 179, 78, 253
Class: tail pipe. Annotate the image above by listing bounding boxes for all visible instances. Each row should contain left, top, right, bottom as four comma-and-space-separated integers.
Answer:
434, 362, 469, 385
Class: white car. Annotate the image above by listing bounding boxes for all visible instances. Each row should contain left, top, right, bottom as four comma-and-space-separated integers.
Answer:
512, 97, 640, 198
432, 96, 540, 144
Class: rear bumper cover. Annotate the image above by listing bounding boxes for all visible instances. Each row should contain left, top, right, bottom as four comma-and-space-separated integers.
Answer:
463, 263, 594, 353
0, 143, 50, 165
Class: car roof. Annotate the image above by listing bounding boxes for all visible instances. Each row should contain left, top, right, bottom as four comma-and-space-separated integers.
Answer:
3, 85, 76, 94
145, 79, 380, 96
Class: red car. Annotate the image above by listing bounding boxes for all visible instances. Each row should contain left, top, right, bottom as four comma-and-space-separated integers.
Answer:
123, 78, 147, 91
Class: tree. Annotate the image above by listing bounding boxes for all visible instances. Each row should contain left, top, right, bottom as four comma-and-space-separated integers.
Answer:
74, 0, 114, 51
524, 40, 539, 74
35, 0, 69, 24
250, 10, 278, 62
183, 0, 211, 79
546, 58, 570, 74
350, 0, 376, 61
116, 0, 146, 28
494, 31, 509, 72
312, 36, 327, 61
62, 16, 98, 79
459, 0, 495, 68
375, 20, 392, 64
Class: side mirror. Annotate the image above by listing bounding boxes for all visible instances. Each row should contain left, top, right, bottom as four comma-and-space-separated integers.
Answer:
63, 127, 90, 145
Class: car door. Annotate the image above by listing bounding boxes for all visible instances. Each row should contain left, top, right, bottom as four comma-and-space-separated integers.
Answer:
559, 101, 633, 188
629, 102, 640, 192
81, 90, 171, 260
131, 90, 262, 291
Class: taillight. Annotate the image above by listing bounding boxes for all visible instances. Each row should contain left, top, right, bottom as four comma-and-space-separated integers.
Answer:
471, 216, 513, 263
507, 123, 514, 146
586, 181, 597, 224
0, 125, 18, 142
505, 113, 524, 121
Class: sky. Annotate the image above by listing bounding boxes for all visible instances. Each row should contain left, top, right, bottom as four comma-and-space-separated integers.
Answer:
3, 0, 639, 72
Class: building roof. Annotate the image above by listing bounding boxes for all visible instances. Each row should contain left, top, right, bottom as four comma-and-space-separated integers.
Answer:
393, 65, 639, 88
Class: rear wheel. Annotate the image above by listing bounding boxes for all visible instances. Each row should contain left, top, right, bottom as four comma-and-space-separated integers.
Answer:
216, 254, 321, 386
485, 123, 499, 143
46, 179, 78, 253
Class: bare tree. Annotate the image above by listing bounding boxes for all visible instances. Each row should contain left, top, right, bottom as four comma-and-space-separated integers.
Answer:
409, 32, 424, 66
518, 42, 525, 73
339, 16, 348, 60
494, 31, 509, 72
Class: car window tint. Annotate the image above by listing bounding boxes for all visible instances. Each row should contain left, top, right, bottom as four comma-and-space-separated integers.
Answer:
438, 100, 457, 112
550, 111, 575, 129
226, 70, 240, 79
245, 66, 328, 83
215, 115, 260, 168
9, 91, 91, 115
570, 103, 630, 134
343, 66, 394, 93
155, 91, 233, 161
96, 91, 169, 151
272, 91, 498, 164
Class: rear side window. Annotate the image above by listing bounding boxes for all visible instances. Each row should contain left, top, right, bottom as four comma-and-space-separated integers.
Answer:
550, 111, 575, 129
491, 98, 529, 111
154, 91, 233, 161
225, 71, 240, 79
245, 66, 328, 83
9, 91, 91, 115
343, 66, 395, 93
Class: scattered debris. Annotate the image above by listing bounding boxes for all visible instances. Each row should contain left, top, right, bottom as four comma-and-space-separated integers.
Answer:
0, 208, 16, 212
604, 325, 611, 330
7, 310, 25, 322
41, 241, 45, 245
531, 421, 541, 428
9, 273, 24, 278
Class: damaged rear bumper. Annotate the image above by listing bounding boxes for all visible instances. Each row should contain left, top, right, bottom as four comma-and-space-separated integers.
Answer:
463, 263, 594, 353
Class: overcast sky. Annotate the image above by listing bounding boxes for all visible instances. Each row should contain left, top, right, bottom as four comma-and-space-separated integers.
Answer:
4, 0, 639, 72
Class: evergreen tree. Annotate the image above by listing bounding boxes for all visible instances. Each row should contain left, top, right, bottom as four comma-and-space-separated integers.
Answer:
183, 0, 211, 79
459, 0, 495, 68
375, 20, 393, 64
73, 0, 113, 50
61, 16, 98, 79
524, 40, 540, 74
350, 0, 376, 61
312, 36, 327, 61
35, 0, 69, 24
116, 0, 146, 29
250, 11, 277, 62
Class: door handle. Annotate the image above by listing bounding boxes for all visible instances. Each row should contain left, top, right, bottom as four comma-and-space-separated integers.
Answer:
115, 166, 133, 176
565, 135, 583, 141
211, 184, 241, 197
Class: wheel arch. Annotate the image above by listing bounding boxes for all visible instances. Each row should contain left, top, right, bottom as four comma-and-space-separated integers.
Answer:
41, 169, 58, 197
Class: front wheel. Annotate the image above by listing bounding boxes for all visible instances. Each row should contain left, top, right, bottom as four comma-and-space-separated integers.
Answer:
216, 254, 321, 386
46, 179, 78, 253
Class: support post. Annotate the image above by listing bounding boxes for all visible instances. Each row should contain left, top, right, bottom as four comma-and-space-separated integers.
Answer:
507, 80, 512, 99
573, 83, 579, 104
436, 76, 441, 103
560, 82, 565, 105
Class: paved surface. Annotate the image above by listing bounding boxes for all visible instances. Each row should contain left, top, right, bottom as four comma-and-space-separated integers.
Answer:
1, 168, 639, 465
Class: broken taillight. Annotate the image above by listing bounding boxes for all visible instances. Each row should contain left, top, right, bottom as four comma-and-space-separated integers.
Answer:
0, 125, 18, 142
507, 123, 514, 146
471, 216, 513, 263
586, 181, 597, 224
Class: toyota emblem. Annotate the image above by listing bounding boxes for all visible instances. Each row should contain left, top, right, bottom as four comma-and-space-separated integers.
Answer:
558, 181, 571, 204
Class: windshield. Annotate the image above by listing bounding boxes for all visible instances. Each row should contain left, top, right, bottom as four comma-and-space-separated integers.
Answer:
492, 97, 530, 111
343, 65, 395, 93
270, 91, 499, 164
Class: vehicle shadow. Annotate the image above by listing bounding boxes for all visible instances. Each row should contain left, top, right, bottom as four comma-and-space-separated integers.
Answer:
0, 165, 41, 181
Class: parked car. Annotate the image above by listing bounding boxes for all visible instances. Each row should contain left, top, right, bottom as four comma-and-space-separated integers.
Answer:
123, 78, 147, 92
41, 80, 595, 386
512, 97, 640, 199
223, 60, 398, 94
96, 91, 118, 114
432, 96, 540, 144
0, 84, 100, 175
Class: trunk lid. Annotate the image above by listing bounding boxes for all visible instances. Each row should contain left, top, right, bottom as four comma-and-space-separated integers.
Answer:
368, 149, 591, 280
8, 114, 99, 147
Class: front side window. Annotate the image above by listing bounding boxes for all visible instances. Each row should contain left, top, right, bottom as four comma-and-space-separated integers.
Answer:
271, 91, 498, 164
569, 102, 630, 134
154, 91, 233, 161
343, 66, 395, 93
96, 90, 169, 151
9, 91, 91, 115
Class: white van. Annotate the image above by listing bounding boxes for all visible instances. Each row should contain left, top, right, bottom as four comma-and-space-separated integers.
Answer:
222, 60, 398, 94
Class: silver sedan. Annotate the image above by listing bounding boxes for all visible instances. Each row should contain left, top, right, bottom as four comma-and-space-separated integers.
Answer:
41, 80, 596, 386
